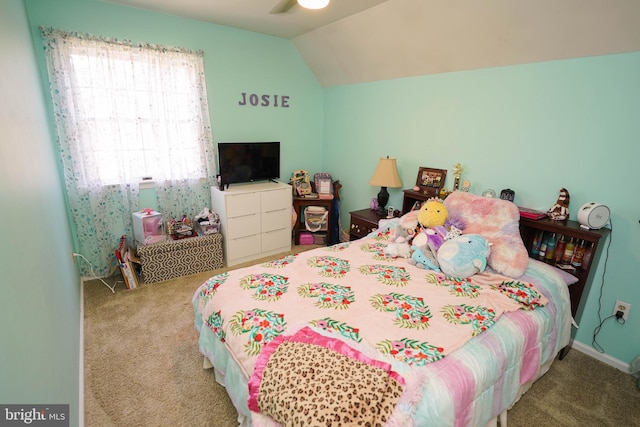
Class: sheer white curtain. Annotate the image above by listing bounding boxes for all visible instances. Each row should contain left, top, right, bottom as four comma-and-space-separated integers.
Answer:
41, 28, 216, 275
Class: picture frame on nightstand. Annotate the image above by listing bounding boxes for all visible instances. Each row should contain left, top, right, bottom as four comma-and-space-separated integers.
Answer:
416, 167, 447, 197
292, 169, 312, 196
316, 177, 333, 199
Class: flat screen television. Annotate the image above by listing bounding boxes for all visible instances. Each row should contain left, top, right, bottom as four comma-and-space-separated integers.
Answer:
217, 141, 280, 185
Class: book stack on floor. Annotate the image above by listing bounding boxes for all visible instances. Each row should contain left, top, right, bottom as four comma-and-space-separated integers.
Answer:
115, 235, 140, 289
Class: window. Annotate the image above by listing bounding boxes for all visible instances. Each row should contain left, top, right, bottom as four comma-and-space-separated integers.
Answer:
70, 53, 206, 185
42, 28, 215, 188
41, 27, 216, 276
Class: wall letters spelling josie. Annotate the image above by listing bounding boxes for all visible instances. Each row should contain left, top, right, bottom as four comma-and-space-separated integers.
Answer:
239, 92, 290, 108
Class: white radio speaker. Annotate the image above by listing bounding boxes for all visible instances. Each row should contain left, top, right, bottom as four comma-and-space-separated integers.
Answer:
577, 202, 610, 230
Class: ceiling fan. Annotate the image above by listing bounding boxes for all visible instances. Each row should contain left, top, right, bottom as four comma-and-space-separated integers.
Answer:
270, 0, 330, 14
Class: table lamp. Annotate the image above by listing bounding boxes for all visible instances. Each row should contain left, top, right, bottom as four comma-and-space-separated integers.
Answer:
369, 156, 402, 215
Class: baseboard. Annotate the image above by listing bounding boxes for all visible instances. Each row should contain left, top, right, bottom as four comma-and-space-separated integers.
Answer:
571, 340, 631, 374
79, 277, 85, 427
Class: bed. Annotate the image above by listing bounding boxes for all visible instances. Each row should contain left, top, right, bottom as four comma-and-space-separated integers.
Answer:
192, 191, 572, 427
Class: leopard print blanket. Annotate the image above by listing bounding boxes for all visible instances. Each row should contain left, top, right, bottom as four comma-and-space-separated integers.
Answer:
249, 327, 404, 426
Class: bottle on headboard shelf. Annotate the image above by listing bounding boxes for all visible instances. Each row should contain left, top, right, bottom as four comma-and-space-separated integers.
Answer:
544, 233, 557, 261
554, 234, 567, 263
571, 239, 587, 268
531, 230, 543, 257
581, 241, 595, 271
537, 232, 550, 260
561, 237, 576, 264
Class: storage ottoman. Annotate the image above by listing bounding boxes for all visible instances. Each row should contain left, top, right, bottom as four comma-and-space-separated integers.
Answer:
136, 233, 223, 284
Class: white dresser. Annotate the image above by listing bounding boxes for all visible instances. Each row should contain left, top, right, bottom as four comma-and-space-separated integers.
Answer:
211, 181, 292, 266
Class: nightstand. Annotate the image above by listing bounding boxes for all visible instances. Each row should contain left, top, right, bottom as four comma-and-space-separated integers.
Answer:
401, 189, 431, 214
292, 197, 333, 245
349, 209, 387, 240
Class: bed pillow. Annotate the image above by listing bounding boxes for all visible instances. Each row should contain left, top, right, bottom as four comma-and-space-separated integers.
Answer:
443, 191, 529, 277
547, 262, 579, 285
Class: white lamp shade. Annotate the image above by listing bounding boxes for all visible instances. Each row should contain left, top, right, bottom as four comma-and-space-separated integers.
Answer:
369, 157, 402, 188
297, 0, 330, 10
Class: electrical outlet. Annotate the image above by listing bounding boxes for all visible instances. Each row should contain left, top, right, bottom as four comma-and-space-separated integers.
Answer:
613, 300, 631, 321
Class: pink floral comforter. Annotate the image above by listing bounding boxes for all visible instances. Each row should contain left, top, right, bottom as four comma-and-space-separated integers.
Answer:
195, 236, 547, 383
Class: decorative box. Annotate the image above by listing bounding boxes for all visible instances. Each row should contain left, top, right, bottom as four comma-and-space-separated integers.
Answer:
299, 231, 314, 245
132, 210, 165, 245
313, 233, 327, 245
136, 233, 223, 283
194, 220, 220, 236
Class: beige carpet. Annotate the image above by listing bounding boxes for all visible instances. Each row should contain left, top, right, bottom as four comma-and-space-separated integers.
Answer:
84, 247, 640, 427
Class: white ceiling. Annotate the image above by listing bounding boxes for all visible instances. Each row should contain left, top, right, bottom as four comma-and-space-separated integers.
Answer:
105, 0, 388, 39
105, 0, 640, 87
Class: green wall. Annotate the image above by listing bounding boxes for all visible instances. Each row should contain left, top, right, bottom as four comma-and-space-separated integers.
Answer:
324, 53, 640, 366
0, 0, 80, 424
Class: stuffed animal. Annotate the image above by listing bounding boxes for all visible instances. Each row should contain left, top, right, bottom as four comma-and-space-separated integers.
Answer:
393, 210, 419, 244
410, 199, 450, 266
417, 199, 448, 230
444, 215, 465, 240
437, 234, 491, 279
383, 211, 420, 259
408, 245, 441, 271
548, 188, 570, 221
413, 199, 449, 248
384, 241, 412, 259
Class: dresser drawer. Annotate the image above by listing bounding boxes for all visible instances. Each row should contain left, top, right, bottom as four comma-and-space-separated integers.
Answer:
262, 227, 291, 253
226, 192, 260, 218
262, 207, 291, 233
262, 187, 291, 213
226, 233, 261, 261
227, 213, 260, 238
349, 209, 386, 241
350, 214, 379, 239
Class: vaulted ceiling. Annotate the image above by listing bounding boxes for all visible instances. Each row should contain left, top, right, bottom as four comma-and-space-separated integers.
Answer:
106, 0, 640, 87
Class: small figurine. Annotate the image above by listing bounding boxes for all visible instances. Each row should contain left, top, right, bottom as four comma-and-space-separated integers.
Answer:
387, 206, 395, 219
452, 163, 463, 191
548, 188, 570, 221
